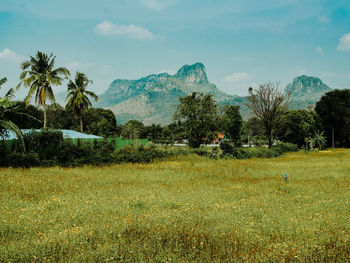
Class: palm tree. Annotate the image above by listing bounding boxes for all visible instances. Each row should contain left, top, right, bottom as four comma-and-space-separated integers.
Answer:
65, 72, 98, 132
0, 77, 26, 152
17, 51, 70, 128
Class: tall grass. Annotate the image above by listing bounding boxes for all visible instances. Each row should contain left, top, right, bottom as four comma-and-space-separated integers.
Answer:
1, 150, 350, 262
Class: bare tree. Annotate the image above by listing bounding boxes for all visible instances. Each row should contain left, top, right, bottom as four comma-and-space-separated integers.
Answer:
245, 82, 289, 148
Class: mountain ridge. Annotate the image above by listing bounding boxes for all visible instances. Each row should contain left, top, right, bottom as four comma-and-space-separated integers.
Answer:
58, 63, 333, 125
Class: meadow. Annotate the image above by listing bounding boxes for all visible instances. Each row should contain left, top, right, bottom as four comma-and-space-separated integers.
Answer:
1, 150, 350, 262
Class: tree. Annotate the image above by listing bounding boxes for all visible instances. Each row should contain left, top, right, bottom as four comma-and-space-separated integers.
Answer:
219, 105, 243, 145
121, 120, 145, 139
65, 72, 98, 132
315, 89, 350, 147
5, 101, 43, 129
245, 82, 289, 148
83, 108, 118, 137
174, 92, 218, 148
17, 51, 70, 128
0, 77, 25, 152
278, 110, 322, 147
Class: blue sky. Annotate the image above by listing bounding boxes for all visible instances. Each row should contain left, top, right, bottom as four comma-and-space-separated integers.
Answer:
0, 0, 350, 98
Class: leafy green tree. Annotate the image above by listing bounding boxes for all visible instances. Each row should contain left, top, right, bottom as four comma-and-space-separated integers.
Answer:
246, 82, 289, 148
66, 72, 98, 132
83, 108, 118, 137
46, 103, 74, 129
17, 51, 70, 128
6, 101, 43, 129
0, 77, 25, 152
121, 120, 145, 139
142, 124, 164, 142
279, 110, 322, 147
175, 92, 218, 148
315, 89, 350, 147
219, 105, 243, 145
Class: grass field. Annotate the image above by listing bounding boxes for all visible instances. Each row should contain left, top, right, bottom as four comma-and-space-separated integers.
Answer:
1, 150, 350, 262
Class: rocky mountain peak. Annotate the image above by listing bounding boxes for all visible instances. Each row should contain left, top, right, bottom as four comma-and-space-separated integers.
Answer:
285, 75, 331, 100
174, 62, 208, 84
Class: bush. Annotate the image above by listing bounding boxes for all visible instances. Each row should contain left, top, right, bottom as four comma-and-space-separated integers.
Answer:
273, 142, 298, 153
20, 129, 64, 160
220, 141, 298, 160
113, 145, 174, 164
7, 152, 40, 168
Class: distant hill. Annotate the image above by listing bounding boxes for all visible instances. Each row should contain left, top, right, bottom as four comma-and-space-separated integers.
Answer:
55, 64, 332, 125
285, 75, 332, 109
96, 63, 248, 124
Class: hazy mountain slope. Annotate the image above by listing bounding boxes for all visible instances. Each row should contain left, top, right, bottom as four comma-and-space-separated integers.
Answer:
96, 63, 245, 124
285, 75, 332, 109
95, 64, 332, 125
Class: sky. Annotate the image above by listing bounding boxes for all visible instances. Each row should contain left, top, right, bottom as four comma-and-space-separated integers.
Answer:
0, 0, 350, 99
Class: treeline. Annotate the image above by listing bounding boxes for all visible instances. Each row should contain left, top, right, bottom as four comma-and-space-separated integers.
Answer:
1, 51, 350, 169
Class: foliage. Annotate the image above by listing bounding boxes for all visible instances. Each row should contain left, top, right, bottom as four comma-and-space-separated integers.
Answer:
305, 131, 327, 151
220, 141, 297, 159
121, 120, 145, 139
17, 51, 70, 128
1, 150, 350, 262
175, 92, 218, 148
66, 72, 99, 132
5, 101, 43, 129
83, 108, 119, 137
246, 82, 289, 148
279, 110, 322, 147
315, 89, 350, 147
218, 105, 243, 145
0, 77, 26, 152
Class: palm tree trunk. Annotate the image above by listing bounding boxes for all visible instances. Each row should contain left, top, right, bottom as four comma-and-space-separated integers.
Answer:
43, 105, 47, 128
80, 115, 83, 133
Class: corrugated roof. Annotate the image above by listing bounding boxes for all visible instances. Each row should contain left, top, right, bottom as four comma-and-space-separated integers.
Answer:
2, 129, 102, 140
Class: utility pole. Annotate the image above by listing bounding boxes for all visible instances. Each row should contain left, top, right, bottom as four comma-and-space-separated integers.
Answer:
332, 127, 335, 148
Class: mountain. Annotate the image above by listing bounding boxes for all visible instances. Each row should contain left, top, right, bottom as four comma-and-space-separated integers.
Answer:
95, 65, 332, 125
96, 63, 248, 124
285, 75, 332, 109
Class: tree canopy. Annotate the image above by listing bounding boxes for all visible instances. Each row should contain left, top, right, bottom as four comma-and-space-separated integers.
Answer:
315, 89, 350, 147
246, 82, 289, 148
17, 51, 70, 128
66, 72, 99, 132
175, 92, 218, 148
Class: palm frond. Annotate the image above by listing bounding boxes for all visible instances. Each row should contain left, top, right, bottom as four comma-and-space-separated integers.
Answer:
0, 120, 26, 153
0, 77, 7, 87
5, 88, 15, 99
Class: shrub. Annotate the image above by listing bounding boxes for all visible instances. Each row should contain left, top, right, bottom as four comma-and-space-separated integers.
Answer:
113, 145, 174, 164
273, 142, 298, 153
8, 152, 40, 168
20, 129, 64, 160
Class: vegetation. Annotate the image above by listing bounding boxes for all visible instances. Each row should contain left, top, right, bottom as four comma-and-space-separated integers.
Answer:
66, 72, 99, 132
278, 109, 323, 147
1, 150, 349, 262
0, 77, 25, 152
218, 105, 243, 146
17, 51, 70, 128
246, 82, 289, 148
315, 89, 350, 147
175, 92, 218, 148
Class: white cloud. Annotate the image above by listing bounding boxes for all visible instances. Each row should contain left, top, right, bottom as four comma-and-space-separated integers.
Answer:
338, 33, 350, 51
66, 61, 93, 71
0, 48, 21, 62
224, 72, 251, 83
315, 46, 323, 53
94, 21, 154, 40
139, 0, 170, 11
